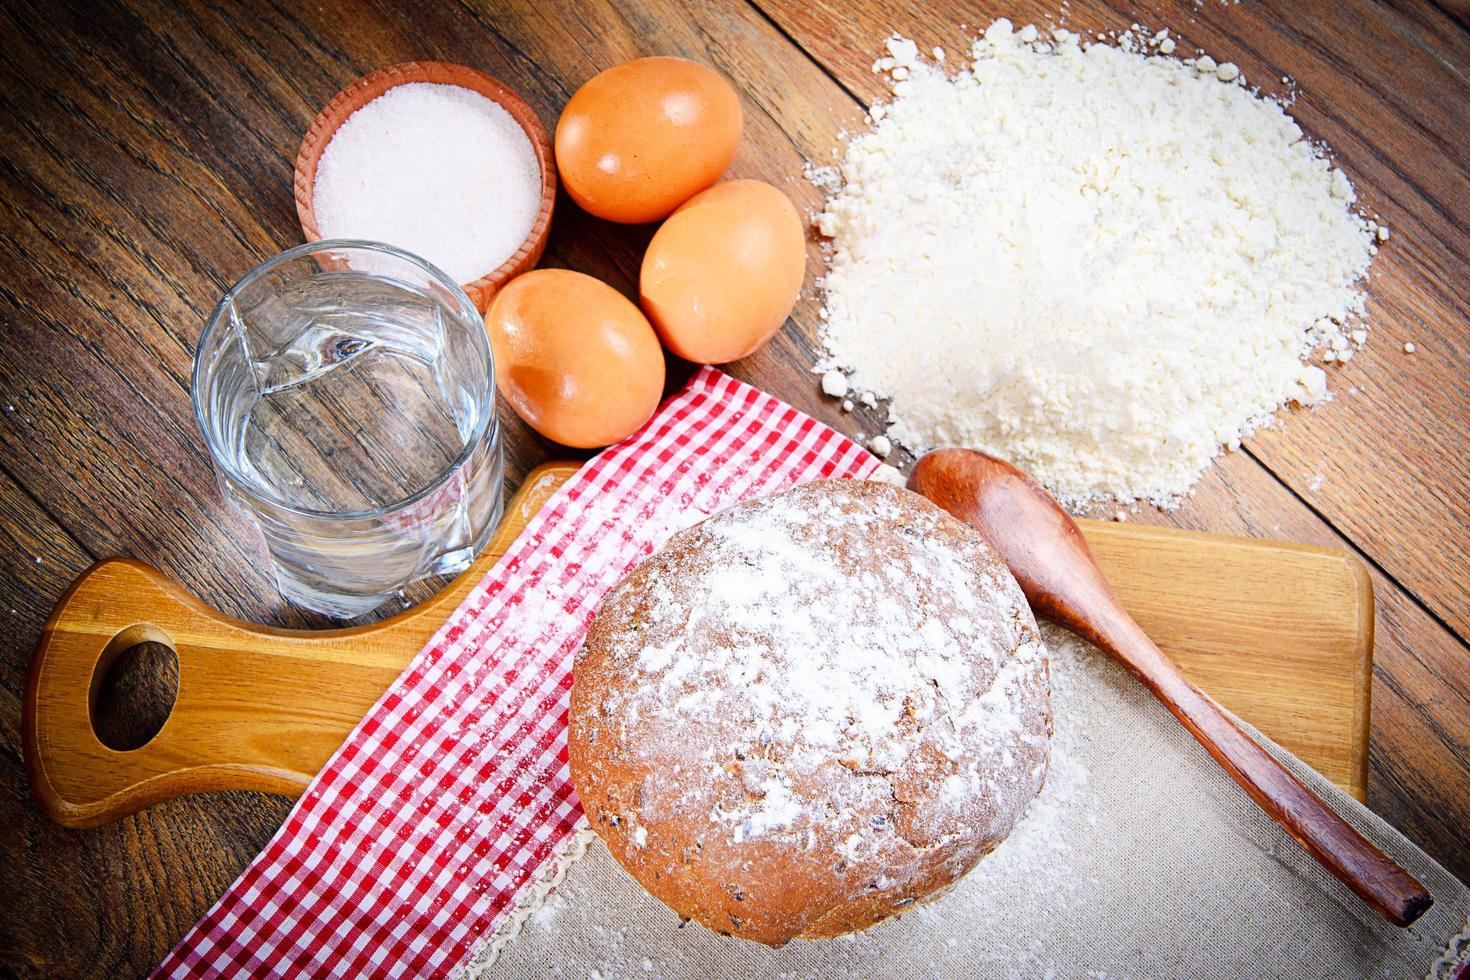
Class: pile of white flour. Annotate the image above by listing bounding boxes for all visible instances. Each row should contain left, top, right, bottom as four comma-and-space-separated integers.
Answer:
814, 21, 1382, 506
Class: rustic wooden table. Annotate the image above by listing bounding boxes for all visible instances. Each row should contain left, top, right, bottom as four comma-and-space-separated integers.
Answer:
1, 0, 1466, 975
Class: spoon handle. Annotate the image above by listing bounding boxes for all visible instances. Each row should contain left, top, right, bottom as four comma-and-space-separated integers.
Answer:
908, 448, 1432, 927
1098, 610, 1433, 927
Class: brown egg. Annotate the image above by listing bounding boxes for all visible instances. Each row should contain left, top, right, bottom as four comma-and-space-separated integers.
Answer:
555, 57, 742, 224
640, 180, 806, 364
485, 269, 665, 448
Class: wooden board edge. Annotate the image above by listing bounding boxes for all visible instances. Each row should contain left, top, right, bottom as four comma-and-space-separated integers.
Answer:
1078, 520, 1373, 802
1345, 551, 1374, 803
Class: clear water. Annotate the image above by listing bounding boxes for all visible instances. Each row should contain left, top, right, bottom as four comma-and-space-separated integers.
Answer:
199, 268, 503, 618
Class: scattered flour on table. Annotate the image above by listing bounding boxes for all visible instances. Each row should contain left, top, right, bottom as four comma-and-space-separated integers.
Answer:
813, 21, 1381, 506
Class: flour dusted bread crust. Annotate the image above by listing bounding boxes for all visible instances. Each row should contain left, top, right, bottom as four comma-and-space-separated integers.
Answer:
568, 480, 1051, 947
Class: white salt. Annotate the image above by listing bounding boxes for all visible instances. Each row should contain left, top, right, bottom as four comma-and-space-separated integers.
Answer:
312, 82, 541, 285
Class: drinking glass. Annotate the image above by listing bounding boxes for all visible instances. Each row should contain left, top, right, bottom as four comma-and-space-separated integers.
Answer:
192, 240, 504, 619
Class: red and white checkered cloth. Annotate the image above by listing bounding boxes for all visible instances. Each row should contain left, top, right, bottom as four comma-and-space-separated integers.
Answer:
158, 367, 878, 978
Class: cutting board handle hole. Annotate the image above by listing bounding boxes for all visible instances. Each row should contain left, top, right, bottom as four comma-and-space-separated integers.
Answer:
89, 624, 178, 753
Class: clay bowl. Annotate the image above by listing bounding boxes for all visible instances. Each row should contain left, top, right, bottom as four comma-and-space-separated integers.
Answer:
294, 61, 556, 312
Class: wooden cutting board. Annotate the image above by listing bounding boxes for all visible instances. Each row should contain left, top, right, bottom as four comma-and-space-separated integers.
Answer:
25, 462, 1372, 830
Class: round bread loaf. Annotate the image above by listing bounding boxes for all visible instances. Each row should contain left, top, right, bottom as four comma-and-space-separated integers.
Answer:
568, 480, 1050, 947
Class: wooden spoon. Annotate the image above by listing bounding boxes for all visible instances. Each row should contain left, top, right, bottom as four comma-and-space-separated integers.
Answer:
908, 448, 1433, 928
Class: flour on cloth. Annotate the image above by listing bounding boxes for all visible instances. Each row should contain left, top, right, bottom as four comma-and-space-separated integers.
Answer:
473, 625, 1470, 979
813, 21, 1383, 507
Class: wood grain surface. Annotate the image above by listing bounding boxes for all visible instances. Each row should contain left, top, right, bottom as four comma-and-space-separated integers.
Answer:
1, 0, 1466, 975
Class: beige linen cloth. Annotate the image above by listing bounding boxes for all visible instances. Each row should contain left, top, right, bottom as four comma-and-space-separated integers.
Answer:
465, 626, 1469, 979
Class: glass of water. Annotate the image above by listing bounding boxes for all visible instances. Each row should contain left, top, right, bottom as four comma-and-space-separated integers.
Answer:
192, 240, 504, 619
